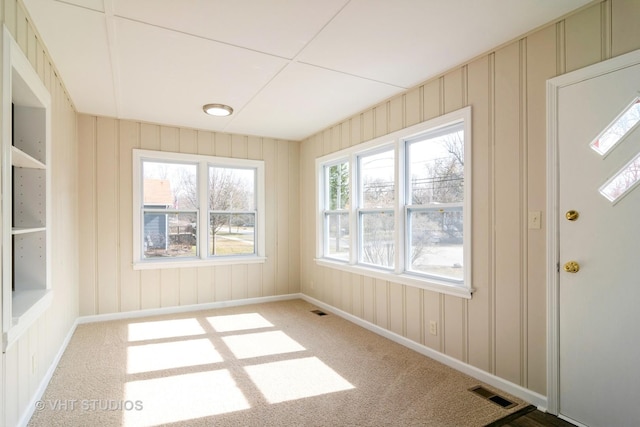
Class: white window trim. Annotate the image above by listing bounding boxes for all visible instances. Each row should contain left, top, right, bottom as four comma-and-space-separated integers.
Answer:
133, 149, 266, 270
315, 107, 473, 299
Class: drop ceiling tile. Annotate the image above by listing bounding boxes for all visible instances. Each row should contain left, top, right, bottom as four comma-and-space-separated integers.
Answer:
225, 62, 403, 141
114, 17, 289, 133
112, 0, 350, 59
24, 0, 116, 116
298, 0, 591, 88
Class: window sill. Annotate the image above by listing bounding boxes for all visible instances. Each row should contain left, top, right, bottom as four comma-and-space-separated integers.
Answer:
133, 256, 267, 270
315, 258, 473, 299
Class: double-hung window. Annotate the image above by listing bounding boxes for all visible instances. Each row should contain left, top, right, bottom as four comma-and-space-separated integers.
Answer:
133, 149, 265, 269
316, 107, 472, 298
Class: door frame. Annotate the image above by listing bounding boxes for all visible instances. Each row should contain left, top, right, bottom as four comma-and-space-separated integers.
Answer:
546, 48, 640, 416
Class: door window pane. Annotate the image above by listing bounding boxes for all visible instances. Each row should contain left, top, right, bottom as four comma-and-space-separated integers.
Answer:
591, 98, 640, 156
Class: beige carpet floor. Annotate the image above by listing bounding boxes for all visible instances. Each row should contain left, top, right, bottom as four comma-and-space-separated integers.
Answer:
28, 299, 527, 426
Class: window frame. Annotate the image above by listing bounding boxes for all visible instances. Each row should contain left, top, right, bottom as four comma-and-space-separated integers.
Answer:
133, 149, 266, 270
315, 107, 472, 298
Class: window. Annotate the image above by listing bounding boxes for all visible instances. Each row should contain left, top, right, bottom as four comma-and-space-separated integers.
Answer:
316, 107, 472, 298
133, 150, 265, 269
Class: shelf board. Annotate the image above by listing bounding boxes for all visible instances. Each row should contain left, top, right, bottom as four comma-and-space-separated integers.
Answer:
12, 146, 46, 169
4, 289, 53, 351
12, 226, 46, 235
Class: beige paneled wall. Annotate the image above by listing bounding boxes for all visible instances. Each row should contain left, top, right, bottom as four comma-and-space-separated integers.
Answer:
77, 116, 300, 316
1, 0, 79, 425
299, 0, 640, 396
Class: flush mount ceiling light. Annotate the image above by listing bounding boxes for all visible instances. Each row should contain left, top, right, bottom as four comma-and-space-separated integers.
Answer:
203, 103, 233, 117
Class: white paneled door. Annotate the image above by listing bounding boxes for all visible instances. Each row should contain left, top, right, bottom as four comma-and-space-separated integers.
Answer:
555, 53, 640, 426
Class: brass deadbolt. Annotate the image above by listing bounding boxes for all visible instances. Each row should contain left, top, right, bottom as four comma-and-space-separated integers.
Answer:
565, 210, 579, 221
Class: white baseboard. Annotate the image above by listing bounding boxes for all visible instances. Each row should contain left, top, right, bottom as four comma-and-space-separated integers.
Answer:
18, 317, 80, 427
301, 294, 548, 410
77, 293, 302, 324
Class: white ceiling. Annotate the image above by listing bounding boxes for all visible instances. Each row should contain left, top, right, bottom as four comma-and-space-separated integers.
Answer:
23, 0, 591, 141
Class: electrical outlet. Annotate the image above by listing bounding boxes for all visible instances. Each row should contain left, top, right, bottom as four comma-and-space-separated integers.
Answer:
31, 354, 36, 375
310, 281, 315, 290
429, 320, 437, 336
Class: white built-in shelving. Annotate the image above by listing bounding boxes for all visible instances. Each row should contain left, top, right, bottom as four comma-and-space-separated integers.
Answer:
2, 26, 52, 352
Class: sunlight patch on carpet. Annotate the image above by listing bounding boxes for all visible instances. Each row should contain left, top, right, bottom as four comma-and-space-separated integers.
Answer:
207, 312, 274, 332
127, 338, 223, 374
223, 330, 305, 359
123, 369, 250, 426
245, 356, 355, 403
127, 318, 204, 342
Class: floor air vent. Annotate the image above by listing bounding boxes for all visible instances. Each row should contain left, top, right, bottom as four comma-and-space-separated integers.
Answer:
311, 309, 327, 316
469, 386, 517, 409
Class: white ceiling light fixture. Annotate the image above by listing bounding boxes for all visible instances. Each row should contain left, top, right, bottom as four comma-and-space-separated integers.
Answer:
203, 103, 233, 117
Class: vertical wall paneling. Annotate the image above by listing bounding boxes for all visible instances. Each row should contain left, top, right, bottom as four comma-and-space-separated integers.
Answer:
197, 130, 214, 156
214, 132, 231, 157
519, 38, 529, 387
466, 55, 492, 372
78, 116, 97, 315
231, 264, 248, 300
565, 3, 602, 73
1, 7, 80, 424
276, 141, 290, 294
362, 109, 374, 142
261, 138, 277, 295
288, 141, 300, 293
4, 0, 15, 36
405, 86, 421, 127
96, 117, 119, 313
119, 120, 141, 312
197, 266, 214, 303
526, 24, 557, 394
422, 291, 441, 352
179, 128, 197, 154
611, 0, 640, 56
160, 268, 180, 307
423, 79, 440, 121
231, 134, 248, 158
340, 122, 351, 150
374, 279, 388, 329
405, 286, 422, 344
362, 276, 375, 324
351, 274, 363, 318
389, 282, 404, 336
493, 41, 522, 385
389, 96, 403, 132
350, 114, 362, 147
15, 1, 25, 51
374, 102, 388, 137
179, 268, 198, 306
443, 68, 464, 114
600, 0, 612, 61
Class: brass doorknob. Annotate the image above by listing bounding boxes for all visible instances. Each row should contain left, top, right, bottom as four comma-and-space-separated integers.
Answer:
563, 261, 580, 273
